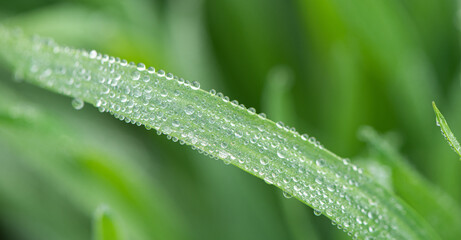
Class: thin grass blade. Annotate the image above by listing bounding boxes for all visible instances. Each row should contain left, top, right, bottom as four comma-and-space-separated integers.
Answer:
432, 101, 461, 159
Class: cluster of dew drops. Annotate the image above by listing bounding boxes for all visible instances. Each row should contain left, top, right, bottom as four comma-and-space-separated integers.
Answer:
3, 27, 407, 239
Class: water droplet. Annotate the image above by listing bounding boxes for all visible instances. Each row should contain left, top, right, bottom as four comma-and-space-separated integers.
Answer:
133, 89, 142, 98
131, 71, 140, 80
89, 50, 97, 59
218, 150, 228, 159
157, 69, 165, 77
137, 63, 146, 71
316, 158, 325, 167
172, 120, 180, 127
301, 134, 309, 141
313, 209, 322, 216
327, 184, 336, 192
277, 151, 286, 159
191, 81, 200, 90
283, 191, 293, 199
264, 177, 274, 185
185, 105, 195, 115
315, 176, 323, 184
72, 98, 84, 110
142, 75, 150, 83
260, 158, 269, 165
276, 121, 284, 128
235, 131, 243, 138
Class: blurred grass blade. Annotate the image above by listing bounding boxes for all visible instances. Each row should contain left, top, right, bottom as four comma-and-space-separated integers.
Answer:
262, 66, 297, 125
432, 101, 461, 159
359, 126, 461, 239
262, 66, 320, 240
93, 205, 120, 240
0, 26, 440, 239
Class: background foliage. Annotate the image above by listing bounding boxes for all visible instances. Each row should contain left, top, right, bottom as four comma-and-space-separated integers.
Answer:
0, 0, 460, 239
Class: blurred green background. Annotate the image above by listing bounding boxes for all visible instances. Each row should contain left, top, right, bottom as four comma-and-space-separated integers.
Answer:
0, 0, 460, 239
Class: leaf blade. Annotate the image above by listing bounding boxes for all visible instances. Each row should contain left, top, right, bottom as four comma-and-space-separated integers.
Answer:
0, 26, 439, 239
432, 101, 461, 159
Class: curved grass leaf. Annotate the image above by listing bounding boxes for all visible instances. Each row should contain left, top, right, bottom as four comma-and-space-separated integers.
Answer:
0, 26, 439, 239
432, 101, 461, 159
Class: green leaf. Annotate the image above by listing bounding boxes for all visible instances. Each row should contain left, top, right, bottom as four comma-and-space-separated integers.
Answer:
93, 205, 119, 240
0, 26, 440, 239
432, 101, 461, 159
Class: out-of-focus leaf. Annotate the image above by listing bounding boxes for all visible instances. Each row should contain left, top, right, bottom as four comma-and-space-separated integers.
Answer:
93, 205, 120, 240
262, 66, 321, 240
359, 126, 461, 239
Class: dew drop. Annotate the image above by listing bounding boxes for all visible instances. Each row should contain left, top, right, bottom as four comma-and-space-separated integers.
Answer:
133, 89, 142, 98
283, 191, 293, 199
301, 134, 309, 141
185, 105, 195, 115
218, 150, 228, 159
315, 177, 323, 184
72, 98, 84, 110
172, 120, 180, 127
157, 69, 165, 77
264, 177, 274, 185
89, 50, 97, 59
327, 184, 336, 192
316, 158, 325, 167
260, 158, 269, 165
191, 81, 200, 90
137, 63, 146, 71
276, 121, 284, 128
131, 71, 140, 80
142, 75, 150, 83
235, 131, 243, 138
277, 151, 286, 159
313, 209, 322, 216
